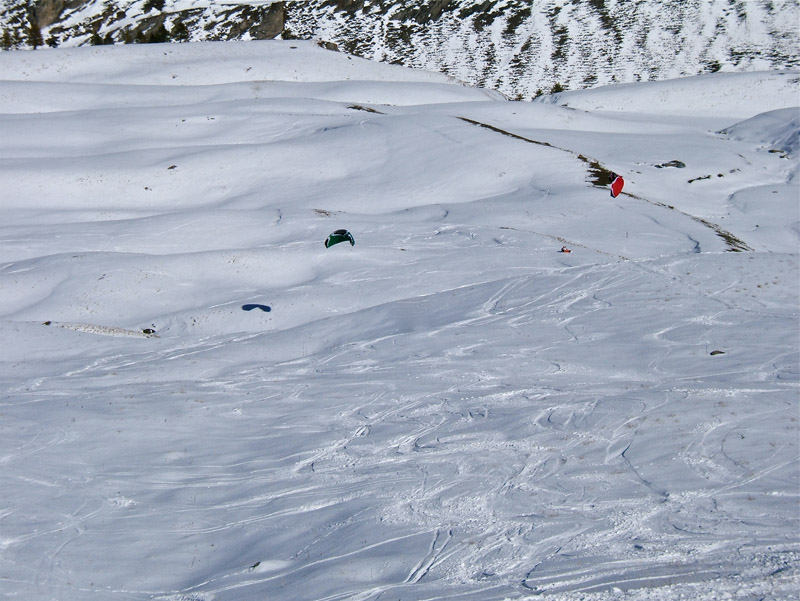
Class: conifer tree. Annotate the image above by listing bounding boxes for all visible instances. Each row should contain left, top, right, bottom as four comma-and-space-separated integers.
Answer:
27, 17, 43, 49
172, 18, 190, 42
1, 30, 14, 51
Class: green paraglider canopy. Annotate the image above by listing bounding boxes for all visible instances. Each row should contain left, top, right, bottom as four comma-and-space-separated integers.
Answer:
324, 229, 355, 248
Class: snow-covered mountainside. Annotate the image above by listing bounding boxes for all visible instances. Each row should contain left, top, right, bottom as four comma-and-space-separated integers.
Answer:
2, 0, 799, 98
0, 40, 798, 601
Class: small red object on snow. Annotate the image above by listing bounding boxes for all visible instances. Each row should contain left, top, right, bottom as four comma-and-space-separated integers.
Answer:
560, 246, 572, 253
610, 174, 625, 198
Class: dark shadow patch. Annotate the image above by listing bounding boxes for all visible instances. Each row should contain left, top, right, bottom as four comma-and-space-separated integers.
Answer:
242, 304, 271, 312
655, 160, 686, 169
348, 104, 384, 114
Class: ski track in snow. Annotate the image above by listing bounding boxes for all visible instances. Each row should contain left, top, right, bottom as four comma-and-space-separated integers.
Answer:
0, 42, 798, 601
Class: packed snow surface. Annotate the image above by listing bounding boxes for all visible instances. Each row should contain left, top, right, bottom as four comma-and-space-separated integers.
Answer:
0, 41, 798, 601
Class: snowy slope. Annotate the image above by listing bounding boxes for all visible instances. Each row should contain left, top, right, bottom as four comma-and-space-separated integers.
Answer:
0, 41, 798, 601
3, 0, 799, 99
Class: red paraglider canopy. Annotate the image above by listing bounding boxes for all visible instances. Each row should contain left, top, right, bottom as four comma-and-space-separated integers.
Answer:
610, 174, 625, 198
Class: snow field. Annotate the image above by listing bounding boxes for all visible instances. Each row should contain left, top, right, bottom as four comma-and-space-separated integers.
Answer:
0, 41, 798, 601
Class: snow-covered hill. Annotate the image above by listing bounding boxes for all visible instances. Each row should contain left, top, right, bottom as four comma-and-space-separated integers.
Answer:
0, 41, 798, 601
283, 0, 800, 98
2, 0, 799, 98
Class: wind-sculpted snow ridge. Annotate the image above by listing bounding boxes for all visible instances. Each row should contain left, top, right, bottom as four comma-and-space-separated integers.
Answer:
0, 42, 797, 601
538, 71, 800, 119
